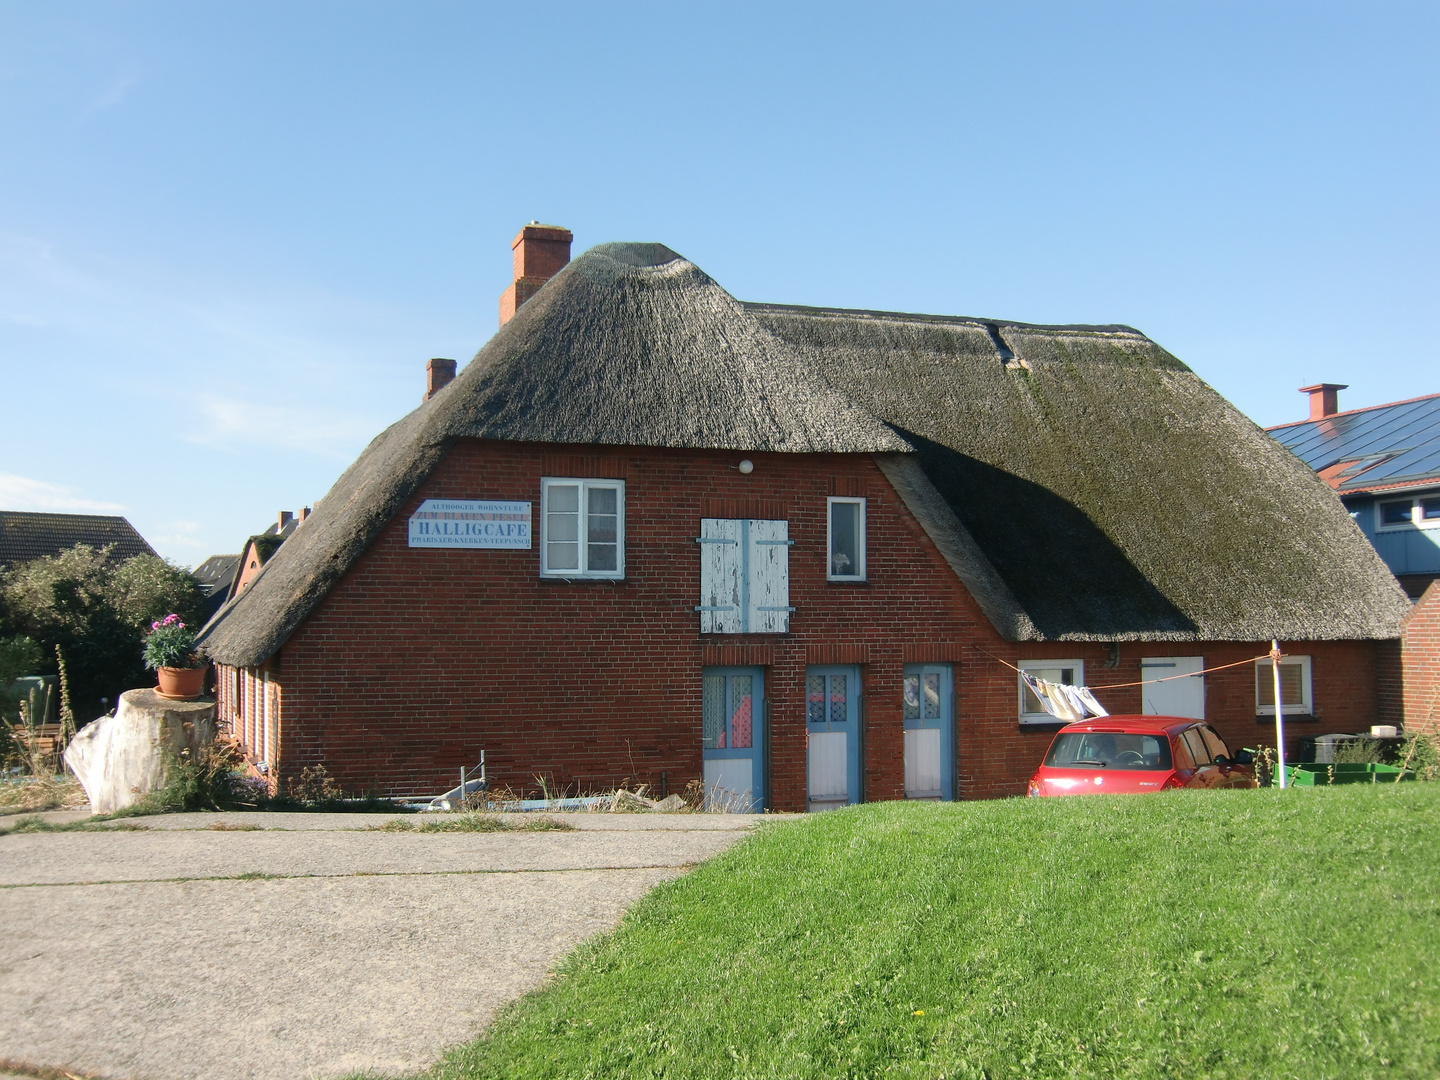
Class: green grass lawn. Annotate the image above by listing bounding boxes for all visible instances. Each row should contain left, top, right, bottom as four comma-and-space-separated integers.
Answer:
418, 785, 1440, 1079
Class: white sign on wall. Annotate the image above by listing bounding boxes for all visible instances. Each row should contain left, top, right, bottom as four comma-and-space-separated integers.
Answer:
408, 499, 532, 549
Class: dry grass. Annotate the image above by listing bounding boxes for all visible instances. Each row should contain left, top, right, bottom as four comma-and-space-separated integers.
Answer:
0, 774, 88, 814
365, 814, 576, 834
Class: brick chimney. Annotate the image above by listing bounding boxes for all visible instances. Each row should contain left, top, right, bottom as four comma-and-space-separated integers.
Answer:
425, 358, 457, 402
499, 223, 572, 326
278, 510, 293, 531
1300, 383, 1348, 421
297, 506, 312, 523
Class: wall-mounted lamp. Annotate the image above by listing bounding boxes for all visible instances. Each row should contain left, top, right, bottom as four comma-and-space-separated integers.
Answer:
737, 459, 754, 474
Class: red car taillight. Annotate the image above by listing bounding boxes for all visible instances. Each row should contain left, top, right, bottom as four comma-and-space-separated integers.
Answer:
1162, 772, 1185, 789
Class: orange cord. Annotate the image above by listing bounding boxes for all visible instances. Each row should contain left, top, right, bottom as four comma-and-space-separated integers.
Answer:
971, 645, 1280, 690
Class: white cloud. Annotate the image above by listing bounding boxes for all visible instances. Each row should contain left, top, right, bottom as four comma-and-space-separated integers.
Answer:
147, 520, 208, 554
0, 473, 126, 513
78, 75, 139, 122
186, 395, 381, 458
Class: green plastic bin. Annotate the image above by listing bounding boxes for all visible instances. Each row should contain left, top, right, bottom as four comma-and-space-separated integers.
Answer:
1274, 763, 1414, 787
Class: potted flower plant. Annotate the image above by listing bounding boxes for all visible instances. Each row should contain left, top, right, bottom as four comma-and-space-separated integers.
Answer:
143, 614, 209, 700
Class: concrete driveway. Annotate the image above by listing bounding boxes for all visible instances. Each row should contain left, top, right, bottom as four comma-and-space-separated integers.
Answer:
0, 811, 759, 1080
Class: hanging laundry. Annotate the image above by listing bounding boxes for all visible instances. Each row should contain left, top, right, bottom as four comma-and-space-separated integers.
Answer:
1041, 680, 1084, 722
1074, 685, 1110, 717
1020, 671, 1108, 721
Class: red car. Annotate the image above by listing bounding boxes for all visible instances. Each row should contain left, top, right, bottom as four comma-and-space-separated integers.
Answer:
1027, 715, 1258, 797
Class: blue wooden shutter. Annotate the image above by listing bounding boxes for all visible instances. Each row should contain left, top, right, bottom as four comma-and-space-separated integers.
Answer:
696, 518, 742, 633
747, 519, 792, 633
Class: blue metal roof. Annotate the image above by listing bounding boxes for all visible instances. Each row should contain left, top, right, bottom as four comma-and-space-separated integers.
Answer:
1268, 393, 1440, 494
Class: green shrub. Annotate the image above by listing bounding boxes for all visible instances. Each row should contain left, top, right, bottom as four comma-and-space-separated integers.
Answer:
0, 545, 204, 719
1397, 731, 1439, 781
0, 634, 44, 731
1332, 736, 1385, 763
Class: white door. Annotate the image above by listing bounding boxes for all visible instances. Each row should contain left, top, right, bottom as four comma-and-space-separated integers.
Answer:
1141, 656, 1205, 719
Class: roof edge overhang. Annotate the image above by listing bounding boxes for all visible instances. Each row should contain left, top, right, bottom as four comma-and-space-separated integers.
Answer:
1338, 478, 1440, 498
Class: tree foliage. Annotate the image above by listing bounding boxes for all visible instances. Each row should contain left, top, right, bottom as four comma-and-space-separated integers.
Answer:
0, 545, 204, 722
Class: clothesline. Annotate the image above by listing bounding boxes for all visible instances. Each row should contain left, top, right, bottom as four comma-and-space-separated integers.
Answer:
970, 646, 1282, 690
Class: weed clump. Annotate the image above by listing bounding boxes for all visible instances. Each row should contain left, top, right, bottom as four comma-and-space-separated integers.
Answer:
366, 814, 575, 834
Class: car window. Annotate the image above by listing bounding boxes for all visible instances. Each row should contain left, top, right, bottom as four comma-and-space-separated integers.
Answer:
1199, 725, 1230, 762
1172, 734, 1195, 770
1043, 732, 1173, 771
1180, 728, 1211, 766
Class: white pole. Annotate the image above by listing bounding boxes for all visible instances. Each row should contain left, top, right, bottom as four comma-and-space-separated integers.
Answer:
1271, 640, 1287, 789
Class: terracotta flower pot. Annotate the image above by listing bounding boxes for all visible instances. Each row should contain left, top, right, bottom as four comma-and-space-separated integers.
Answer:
156, 665, 208, 700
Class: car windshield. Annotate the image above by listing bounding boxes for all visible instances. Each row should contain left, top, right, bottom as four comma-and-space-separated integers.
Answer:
1043, 732, 1173, 771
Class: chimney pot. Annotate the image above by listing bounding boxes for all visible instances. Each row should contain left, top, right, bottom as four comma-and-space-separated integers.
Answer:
425, 358, 458, 402
499, 223, 572, 326
1299, 383, 1348, 421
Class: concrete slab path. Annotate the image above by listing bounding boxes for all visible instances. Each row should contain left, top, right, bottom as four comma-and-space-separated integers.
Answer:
0, 811, 766, 1080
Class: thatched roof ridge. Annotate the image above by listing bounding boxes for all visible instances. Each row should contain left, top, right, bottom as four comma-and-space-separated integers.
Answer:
435, 243, 907, 454
749, 302, 1410, 641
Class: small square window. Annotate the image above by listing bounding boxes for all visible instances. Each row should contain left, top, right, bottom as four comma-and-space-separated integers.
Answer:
1255, 655, 1312, 715
1421, 496, 1440, 522
1018, 659, 1083, 724
827, 497, 866, 581
540, 478, 624, 578
1379, 500, 1415, 527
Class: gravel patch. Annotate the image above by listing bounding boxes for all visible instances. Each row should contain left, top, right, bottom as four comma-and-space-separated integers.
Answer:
0, 815, 757, 1079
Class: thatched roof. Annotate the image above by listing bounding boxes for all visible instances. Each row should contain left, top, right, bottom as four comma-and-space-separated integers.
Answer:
199, 242, 1408, 666
750, 302, 1409, 641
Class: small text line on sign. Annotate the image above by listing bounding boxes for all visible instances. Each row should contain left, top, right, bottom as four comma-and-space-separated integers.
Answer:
408, 499, 532, 549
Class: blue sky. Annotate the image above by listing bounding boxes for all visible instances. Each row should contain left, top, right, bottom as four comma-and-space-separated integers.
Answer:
1, 2, 1436, 563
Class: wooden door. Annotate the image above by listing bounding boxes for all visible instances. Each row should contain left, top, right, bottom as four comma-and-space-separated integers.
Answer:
702, 668, 765, 812
806, 666, 861, 811
903, 664, 953, 799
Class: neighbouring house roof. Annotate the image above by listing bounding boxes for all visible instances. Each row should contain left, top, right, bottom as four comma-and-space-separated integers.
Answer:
1267, 392, 1440, 496
0, 511, 156, 569
194, 554, 242, 594
199, 242, 1410, 666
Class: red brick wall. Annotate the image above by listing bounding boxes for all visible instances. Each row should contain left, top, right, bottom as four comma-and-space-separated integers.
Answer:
258, 438, 1394, 804
1403, 582, 1440, 735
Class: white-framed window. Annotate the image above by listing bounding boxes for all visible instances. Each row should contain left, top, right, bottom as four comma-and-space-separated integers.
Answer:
827, 497, 866, 581
1377, 495, 1440, 531
540, 478, 624, 578
1018, 659, 1084, 724
1255, 655, 1313, 715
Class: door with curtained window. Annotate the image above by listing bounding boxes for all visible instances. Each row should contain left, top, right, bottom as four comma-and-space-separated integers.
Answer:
702, 668, 765, 812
